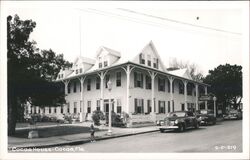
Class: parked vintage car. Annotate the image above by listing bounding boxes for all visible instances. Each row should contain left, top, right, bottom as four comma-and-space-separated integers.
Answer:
223, 109, 242, 120
157, 111, 200, 133
196, 109, 216, 125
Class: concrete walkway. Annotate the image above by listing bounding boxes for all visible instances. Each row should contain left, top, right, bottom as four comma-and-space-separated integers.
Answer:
8, 122, 159, 149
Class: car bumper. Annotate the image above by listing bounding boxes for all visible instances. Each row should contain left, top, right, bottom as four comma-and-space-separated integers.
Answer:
157, 126, 179, 130
200, 120, 207, 124
224, 116, 238, 120
200, 120, 210, 124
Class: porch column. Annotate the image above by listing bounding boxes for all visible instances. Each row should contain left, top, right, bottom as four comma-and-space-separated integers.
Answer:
100, 73, 104, 112
149, 71, 157, 113
63, 80, 70, 95
79, 77, 86, 122
98, 71, 108, 112
63, 80, 70, 115
122, 65, 135, 114
195, 84, 199, 111
205, 86, 208, 110
151, 75, 155, 113
126, 66, 130, 113
169, 76, 174, 112
184, 80, 187, 110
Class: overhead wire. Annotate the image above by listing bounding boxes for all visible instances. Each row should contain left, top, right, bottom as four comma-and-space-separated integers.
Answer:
75, 8, 241, 36
118, 8, 241, 35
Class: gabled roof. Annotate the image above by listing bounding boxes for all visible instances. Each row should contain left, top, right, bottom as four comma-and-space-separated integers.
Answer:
73, 56, 95, 66
142, 40, 166, 72
96, 46, 121, 58
103, 40, 166, 69
57, 41, 207, 85
168, 68, 193, 80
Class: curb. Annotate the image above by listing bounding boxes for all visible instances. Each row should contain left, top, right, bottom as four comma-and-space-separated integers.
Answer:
8, 129, 159, 150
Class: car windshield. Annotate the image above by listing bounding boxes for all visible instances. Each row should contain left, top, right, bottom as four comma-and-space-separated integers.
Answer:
200, 110, 208, 114
200, 110, 213, 114
167, 112, 186, 117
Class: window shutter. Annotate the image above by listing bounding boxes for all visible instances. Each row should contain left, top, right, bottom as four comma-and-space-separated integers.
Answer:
134, 98, 137, 114
134, 72, 137, 87
164, 101, 166, 113
158, 101, 160, 113
168, 80, 170, 92
141, 73, 144, 88
139, 54, 142, 63
142, 99, 144, 113
163, 79, 165, 91
158, 78, 160, 91
172, 82, 174, 93
172, 101, 175, 112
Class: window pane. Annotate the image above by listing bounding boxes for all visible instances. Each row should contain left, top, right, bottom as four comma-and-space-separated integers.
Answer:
74, 82, 77, 92
105, 75, 110, 88
116, 72, 121, 86
87, 79, 91, 91
96, 77, 100, 89
117, 106, 122, 113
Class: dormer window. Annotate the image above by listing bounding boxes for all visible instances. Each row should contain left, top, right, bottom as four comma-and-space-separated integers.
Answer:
147, 55, 151, 66
104, 61, 108, 67
99, 63, 102, 68
153, 58, 159, 69
59, 74, 63, 79
98, 56, 103, 68
139, 53, 145, 64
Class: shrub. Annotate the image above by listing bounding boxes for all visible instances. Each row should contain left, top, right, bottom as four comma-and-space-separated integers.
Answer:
30, 114, 42, 124
64, 114, 73, 124
92, 110, 105, 125
41, 115, 49, 122
105, 111, 129, 127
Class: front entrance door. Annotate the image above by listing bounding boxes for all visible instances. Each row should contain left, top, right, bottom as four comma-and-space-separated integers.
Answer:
181, 103, 185, 111
105, 103, 109, 114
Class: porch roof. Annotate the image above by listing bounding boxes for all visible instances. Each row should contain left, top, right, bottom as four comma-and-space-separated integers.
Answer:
56, 61, 210, 87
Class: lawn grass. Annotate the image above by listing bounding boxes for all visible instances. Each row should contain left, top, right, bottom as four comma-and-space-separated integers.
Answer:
13, 126, 105, 138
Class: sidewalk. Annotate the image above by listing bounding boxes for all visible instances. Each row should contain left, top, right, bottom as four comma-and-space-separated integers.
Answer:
8, 123, 159, 149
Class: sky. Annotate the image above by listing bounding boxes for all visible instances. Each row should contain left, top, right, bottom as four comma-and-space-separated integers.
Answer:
2, 1, 247, 76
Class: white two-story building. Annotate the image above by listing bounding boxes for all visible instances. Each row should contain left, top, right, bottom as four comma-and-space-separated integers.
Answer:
30, 41, 209, 123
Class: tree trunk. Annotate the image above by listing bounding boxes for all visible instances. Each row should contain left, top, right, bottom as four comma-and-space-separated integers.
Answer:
8, 95, 17, 136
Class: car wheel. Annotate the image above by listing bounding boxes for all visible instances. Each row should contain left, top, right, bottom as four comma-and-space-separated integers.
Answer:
160, 129, 165, 133
178, 124, 185, 132
194, 122, 199, 129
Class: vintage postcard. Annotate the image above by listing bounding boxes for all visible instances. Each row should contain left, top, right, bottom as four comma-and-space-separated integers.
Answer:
0, 1, 249, 160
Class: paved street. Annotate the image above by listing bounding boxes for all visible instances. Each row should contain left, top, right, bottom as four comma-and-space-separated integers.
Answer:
49, 120, 242, 153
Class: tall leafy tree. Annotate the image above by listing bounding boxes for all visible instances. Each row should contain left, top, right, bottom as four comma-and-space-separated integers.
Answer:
168, 58, 204, 82
7, 14, 71, 135
203, 64, 242, 112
